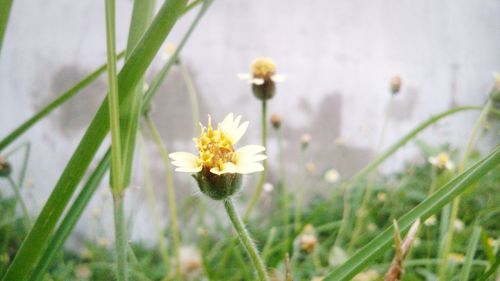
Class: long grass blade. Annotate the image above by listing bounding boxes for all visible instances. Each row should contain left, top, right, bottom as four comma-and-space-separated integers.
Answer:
324, 145, 500, 281
28, 150, 111, 281
0, 0, 13, 55
459, 223, 481, 281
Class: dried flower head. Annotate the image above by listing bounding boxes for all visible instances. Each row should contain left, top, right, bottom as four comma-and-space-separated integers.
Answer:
428, 152, 454, 171
390, 75, 402, 95
180, 246, 202, 276
238, 58, 285, 100
0, 156, 11, 177
270, 113, 282, 129
298, 224, 318, 254
169, 113, 266, 200
74, 264, 91, 279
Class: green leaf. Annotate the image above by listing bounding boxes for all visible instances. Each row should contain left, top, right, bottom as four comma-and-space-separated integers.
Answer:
324, 145, 500, 281
459, 223, 481, 281
28, 150, 111, 281
1, 1, 187, 280
0, 0, 13, 55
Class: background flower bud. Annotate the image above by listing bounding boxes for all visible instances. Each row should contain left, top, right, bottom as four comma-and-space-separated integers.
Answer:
270, 113, 282, 129
390, 75, 402, 95
0, 156, 11, 177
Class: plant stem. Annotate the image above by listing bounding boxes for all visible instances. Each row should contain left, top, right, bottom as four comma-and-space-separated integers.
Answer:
104, 0, 123, 194
138, 134, 171, 272
278, 128, 290, 254
349, 95, 393, 251
113, 195, 128, 281
244, 100, 268, 220
144, 114, 181, 279
438, 101, 491, 281
0, 0, 13, 56
294, 148, 305, 232
179, 62, 200, 136
223, 198, 269, 281
6, 176, 31, 229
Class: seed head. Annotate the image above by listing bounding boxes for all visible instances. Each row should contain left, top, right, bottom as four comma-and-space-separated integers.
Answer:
270, 113, 282, 129
390, 75, 402, 95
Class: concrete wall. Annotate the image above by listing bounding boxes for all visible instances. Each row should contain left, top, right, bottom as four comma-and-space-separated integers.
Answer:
1, 0, 499, 243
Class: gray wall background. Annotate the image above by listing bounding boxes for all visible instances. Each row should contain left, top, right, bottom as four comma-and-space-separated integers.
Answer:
1, 0, 499, 244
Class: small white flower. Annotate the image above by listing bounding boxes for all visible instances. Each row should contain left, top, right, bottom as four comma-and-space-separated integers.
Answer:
179, 246, 202, 275
428, 152, 454, 171
454, 219, 464, 232
169, 113, 266, 175
324, 169, 340, 183
161, 43, 176, 60
263, 182, 274, 193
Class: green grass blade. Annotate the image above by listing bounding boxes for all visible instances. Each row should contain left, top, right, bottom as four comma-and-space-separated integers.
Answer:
119, 0, 156, 188
104, 0, 123, 194
0, 0, 13, 55
1, 1, 187, 279
459, 223, 481, 281
0, 53, 124, 152
29, 150, 111, 281
348, 106, 481, 185
324, 145, 500, 281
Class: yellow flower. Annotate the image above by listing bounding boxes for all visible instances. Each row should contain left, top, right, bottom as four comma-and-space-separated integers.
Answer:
428, 152, 454, 171
169, 113, 266, 175
238, 58, 286, 85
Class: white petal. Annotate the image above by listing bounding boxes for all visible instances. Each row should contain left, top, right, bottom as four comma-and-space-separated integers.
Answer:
428, 157, 437, 165
169, 152, 198, 162
251, 78, 265, 85
236, 162, 264, 174
236, 145, 266, 156
238, 73, 251, 80
175, 166, 202, 173
271, 74, 286, 83
446, 162, 455, 170
232, 121, 249, 144
220, 113, 234, 131
241, 154, 267, 162
210, 162, 237, 175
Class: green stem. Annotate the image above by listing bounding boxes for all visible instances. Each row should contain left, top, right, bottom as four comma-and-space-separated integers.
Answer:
438, 101, 491, 281
6, 176, 31, 229
179, 62, 200, 136
223, 198, 269, 281
349, 96, 393, 251
244, 100, 268, 220
278, 128, 290, 254
294, 149, 305, 232
113, 195, 128, 281
138, 134, 171, 272
105, 0, 123, 194
144, 114, 181, 279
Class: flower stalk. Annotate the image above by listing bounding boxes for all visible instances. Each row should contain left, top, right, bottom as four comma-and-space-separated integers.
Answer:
224, 198, 269, 281
438, 100, 491, 281
113, 194, 128, 281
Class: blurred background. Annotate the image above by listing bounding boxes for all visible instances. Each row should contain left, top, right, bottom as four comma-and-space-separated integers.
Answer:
1, 0, 499, 244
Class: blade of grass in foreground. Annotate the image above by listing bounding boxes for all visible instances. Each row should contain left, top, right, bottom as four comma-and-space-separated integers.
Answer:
324, 145, 500, 281
0, 53, 124, 152
459, 223, 481, 281
0, 0, 13, 55
29, 150, 111, 281
1, 1, 187, 280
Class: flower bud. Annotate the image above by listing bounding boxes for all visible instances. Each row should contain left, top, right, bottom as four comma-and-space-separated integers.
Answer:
301, 133, 311, 149
0, 156, 11, 177
193, 169, 242, 200
297, 224, 318, 254
251, 58, 277, 101
390, 75, 402, 95
270, 113, 282, 129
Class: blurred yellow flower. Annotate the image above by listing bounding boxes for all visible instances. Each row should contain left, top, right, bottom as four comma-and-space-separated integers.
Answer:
428, 152, 454, 171
238, 58, 286, 85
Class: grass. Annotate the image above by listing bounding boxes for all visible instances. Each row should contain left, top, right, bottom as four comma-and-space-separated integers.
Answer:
0, 1, 499, 280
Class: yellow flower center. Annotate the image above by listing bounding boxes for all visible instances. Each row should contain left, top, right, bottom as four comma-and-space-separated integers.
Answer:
436, 153, 450, 168
194, 117, 235, 171
251, 58, 276, 79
